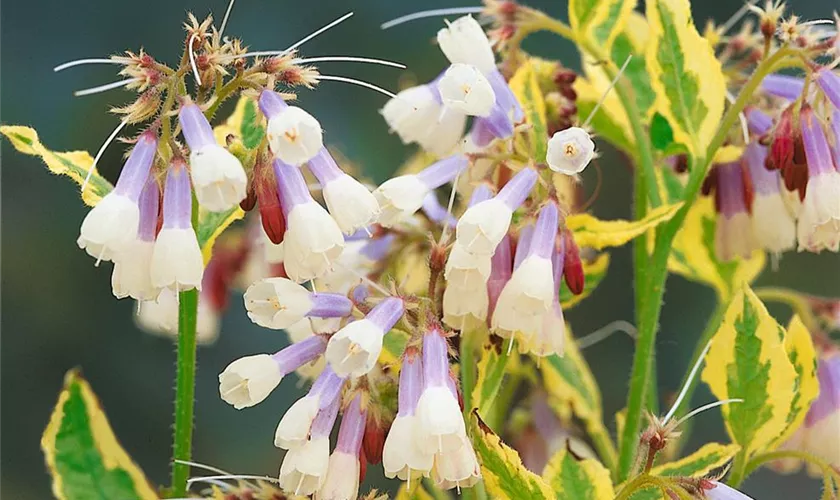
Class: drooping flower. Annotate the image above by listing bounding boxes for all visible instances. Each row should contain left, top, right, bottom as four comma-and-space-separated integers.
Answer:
150, 159, 204, 292
279, 395, 338, 496
437, 16, 496, 75
520, 240, 566, 357
416, 327, 466, 455
274, 159, 344, 282
702, 161, 758, 261
744, 141, 797, 254
243, 277, 352, 329
437, 63, 496, 117
547, 127, 596, 175
218, 335, 328, 409
492, 202, 559, 342
380, 82, 467, 156
259, 89, 323, 166
374, 154, 468, 227
456, 167, 538, 254
179, 102, 247, 211
77, 129, 157, 263
318, 394, 367, 500
275, 365, 345, 449
382, 347, 434, 480
325, 297, 405, 377
307, 148, 380, 235
486, 234, 513, 317
815, 69, 840, 110
798, 107, 840, 252
111, 177, 160, 300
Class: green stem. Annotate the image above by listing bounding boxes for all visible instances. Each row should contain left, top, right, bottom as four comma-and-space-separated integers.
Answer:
755, 287, 820, 332
169, 288, 199, 498
743, 450, 840, 484
728, 450, 749, 488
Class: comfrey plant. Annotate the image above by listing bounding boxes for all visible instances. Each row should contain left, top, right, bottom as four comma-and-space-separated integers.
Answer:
6, 0, 840, 498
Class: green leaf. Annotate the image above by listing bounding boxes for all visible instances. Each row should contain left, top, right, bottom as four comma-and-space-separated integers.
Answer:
1, 125, 114, 206
472, 334, 516, 420
627, 443, 740, 499
559, 253, 610, 309
213, 96, 265, 150
380, 328, 411, 366
470, 410, 553, 499
645, 0, 726, 158
509, 59, 549, 163
570, 0, 635, 50
196, 207, 245, 264
566, 203, 683, 250
701, 286, 797, 459
650, 113, 674, 151
41, 370, 157, 500
542, 446, 615, 499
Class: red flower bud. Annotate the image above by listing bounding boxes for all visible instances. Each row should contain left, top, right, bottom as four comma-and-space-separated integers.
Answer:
362, 416, 387, 465
562, 231, 585, 295
254, 159, 286, 244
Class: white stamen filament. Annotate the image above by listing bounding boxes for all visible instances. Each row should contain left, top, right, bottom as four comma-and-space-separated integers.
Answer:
226, 12, 354, 61
718, 0, 760, 35
293, 56, 406, 69
173, 459, 235, 477
661, 340, 713, 425
81, 119, 128, 192
218, 0, 236, 39
438, 171, 461, 245
576, 320, 637, 350
726, 90, 750, 145
74, 78, 140, 97
581, 55, 633, 129
314, 75, 398, 99
800, 19, 836, 27
380, 6, 485, 30
674, 398, 744, 427
187, 474, 281, 486
189, 33, 202, 87
334, 260, 391, 296
54, 58, 124, 72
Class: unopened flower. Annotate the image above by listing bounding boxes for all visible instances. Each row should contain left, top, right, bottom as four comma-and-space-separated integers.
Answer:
279, 396, 338, 496
275, 159, 344, 282
77, 129, 157, 263
492, 202, 559, 341
318, 394, 366, 500
438, 63, 495, 117
383, 348, 434, 480
150, 160, 204, 292
111, 178, 160, 300
547, 127, 595, 175
219, 335, 328, 409
325, 297, 405, 377
308, 148, 380, 235
456, 167, 538, 254
437, 16, 496, 75
244, 277, 352, 329
744, 142, 796, 254
561, 230, 585, 296
374, 155, 468, 227
253, 156, 286, 245
179, 102, 247, 211
416, 328, 466, 455
702, 162, 758, 261
260, 89, 323, 165
798, 107, 840, 252
275, 365, 345, 449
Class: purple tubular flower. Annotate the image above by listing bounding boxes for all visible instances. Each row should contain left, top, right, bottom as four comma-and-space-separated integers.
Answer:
115, 130, 158, 200
745, 143, 780, 196
336, 394, 367, 454
497, 168, 539, 210
325, 297, 405, 377
746, 108, 773, 137
258, 89, 288, 119
360, 234, 396, 261
761, 74, 805, 101
417, 154, 469, 190
272, 335, 329, 373
487, 69, 524, 122
528, 203, 560, 260
421, 192, 458, 227
308, 293, 354, 319
309, 393, 341, 439
397, 351, 424, 417
475, 103, 514, 142
162, 163, 192, 229
422, 328, 450, 388
816, 70, 840, 110
309, 364, 346, 410
487, 234, 513, 315
470, 118, 497, 147
513, 224, 535, 270
806, 354, 840, 424
716, 162, 750, 218
178, 103, 217, 150
274, 158, 313, 215
307, 147, 344, 184
714, 162, 757, 261
137, 178, 160, 242
365, 297, 405, 331
797, 109, 840, 252
831, 111, 840, 170
469, 184, 495, 206
802, 109, 836, 176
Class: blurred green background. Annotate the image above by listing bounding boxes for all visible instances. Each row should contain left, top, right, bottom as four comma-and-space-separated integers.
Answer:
1, 0, 836, 498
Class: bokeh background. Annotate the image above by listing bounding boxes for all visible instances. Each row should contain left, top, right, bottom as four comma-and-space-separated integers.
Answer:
2, 0, 837, 498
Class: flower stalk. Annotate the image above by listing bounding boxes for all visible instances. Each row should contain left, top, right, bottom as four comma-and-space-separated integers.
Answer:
170, 288, 199, 497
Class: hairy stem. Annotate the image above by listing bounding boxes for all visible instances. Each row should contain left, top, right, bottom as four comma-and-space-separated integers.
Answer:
169, 288, 199, 497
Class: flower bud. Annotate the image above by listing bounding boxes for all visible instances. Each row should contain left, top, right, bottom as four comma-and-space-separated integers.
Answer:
254, 157, 286, 245
547, 127, 595, 175
562, 230, 585, 296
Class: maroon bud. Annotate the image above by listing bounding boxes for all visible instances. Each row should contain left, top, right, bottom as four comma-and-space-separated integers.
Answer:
740, 162, 755, 214
769, 106, 796, 171
254, 160, 286, 244
239, 180, 257, 211
562, 231, 585, 295
559, 86, 577, 102
362, 417, 387, 465
554, 68, 578, 85
359, 448, 368, 483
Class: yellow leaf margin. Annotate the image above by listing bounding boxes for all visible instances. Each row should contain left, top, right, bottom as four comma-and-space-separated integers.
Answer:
566, 202, 683, 250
